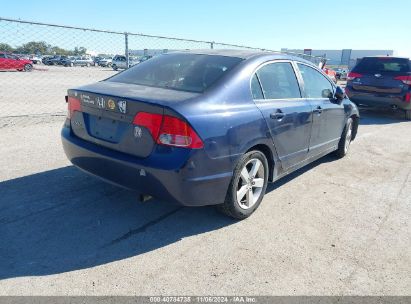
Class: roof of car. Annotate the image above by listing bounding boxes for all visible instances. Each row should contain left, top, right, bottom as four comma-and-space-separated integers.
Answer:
175, 49, 312, 61
361, 56, 410, 60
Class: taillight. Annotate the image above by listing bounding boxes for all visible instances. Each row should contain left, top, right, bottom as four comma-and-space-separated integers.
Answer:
133, 112, 203, 149
67, 96, 81, 119
132, 112, 163, 140
347, 72, 363, 81
394, 75, 411, 85
405, 92, 411, 103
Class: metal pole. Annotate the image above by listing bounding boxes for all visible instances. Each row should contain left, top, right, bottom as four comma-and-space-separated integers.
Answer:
125, 32, 129, 68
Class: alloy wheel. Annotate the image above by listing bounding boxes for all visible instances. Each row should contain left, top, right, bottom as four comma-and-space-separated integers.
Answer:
344, 122, 353, 153
236, 158, 265, 210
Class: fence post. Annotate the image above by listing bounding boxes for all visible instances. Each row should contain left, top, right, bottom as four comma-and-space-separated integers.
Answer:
125, 32, 129, 68
210, 41, 214, 49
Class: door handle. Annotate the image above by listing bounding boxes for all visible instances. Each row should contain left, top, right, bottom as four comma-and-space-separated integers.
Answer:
270, 110, 285, 120
313, 106, 323, 114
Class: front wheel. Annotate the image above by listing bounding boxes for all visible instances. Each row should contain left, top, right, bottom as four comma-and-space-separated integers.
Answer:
23, 64, 33, 72
335, 118, 353, 158
217, 150, 268, 219
112, 65, 118, 71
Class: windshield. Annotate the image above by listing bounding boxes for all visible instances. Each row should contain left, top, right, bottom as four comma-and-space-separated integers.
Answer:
353, 57, 410, 74
107, 53, 243, 93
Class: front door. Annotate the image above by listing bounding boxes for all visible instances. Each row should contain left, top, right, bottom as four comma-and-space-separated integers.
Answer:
252, 61, 312, 170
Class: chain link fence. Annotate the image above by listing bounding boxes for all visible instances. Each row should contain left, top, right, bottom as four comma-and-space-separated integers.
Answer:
0, 17, 325, 128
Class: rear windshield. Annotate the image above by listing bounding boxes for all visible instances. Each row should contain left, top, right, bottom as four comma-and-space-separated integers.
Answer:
107, 53, 243, 93
353, 57, 410, 74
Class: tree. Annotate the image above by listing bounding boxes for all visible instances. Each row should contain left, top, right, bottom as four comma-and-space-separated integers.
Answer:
74, 46, 87, 56
0, 43, 14, 52
14, 41, 50, 54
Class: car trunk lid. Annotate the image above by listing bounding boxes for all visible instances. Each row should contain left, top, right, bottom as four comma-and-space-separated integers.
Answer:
68, 82, 200, 158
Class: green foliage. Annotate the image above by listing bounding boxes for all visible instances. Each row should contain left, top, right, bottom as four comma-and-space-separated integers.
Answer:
0, 43, 14, 52
0, 41, 87, 56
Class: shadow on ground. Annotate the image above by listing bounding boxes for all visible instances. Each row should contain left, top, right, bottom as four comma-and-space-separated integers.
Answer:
0, 166, 236, 280
1, 111, 402, 280
358, 108, 408, 125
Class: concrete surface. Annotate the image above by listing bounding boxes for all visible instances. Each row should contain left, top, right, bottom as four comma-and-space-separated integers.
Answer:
0, 65, 117, 119
0, 109, 410, 295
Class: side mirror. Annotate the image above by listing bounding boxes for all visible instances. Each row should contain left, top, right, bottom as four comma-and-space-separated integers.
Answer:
321, 88, 333, 98
334, 86, 345, 101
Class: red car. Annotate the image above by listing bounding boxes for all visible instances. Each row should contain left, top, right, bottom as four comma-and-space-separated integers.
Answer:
323, 67, 337, 83
0, 52, 33, 71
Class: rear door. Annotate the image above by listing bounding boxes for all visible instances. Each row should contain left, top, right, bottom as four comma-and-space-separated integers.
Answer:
252, 61, 312, 169
350, 57, 410, 95
296, 63, 346, 156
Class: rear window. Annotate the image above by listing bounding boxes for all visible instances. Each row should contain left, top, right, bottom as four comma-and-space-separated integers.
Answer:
107, 53, 243, 93
353, 57, 410, 74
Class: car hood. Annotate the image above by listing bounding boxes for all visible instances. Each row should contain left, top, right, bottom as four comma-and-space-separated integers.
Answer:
74, 81, 201, 106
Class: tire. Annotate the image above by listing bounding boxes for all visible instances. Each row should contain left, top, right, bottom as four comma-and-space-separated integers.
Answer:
23, 64, 33, 72
335, 118, 353, 158
112, 65, 118, 71
405, 110, 411, 121
217, 150, 269, 219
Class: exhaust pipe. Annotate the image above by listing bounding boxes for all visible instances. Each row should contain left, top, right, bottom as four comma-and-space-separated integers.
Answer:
139, 194, 153, 203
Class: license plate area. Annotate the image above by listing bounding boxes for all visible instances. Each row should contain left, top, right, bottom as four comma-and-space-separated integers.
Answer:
87, 114, 124, 143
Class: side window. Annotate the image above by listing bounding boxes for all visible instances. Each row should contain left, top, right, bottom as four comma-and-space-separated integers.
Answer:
255, 62, 301, 99
251, 74, 264, 99
297, 64, 334, 98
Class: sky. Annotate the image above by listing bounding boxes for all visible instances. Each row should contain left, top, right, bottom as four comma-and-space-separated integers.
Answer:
1, 0, 410, 57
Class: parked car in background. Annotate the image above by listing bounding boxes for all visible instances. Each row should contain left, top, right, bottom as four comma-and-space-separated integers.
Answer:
346, 56, 411, 120
62, 50, 359, 219
93, 56, 103, 66
323, 67, 337, 83
111, 55, 138, 70
29, 55, 42, 64
335, 68, 348, 80
137, 55, 153, 63
61, 56, 78, 67
42, 55, 53, 64
98, 57, 112, 67
73, 56, 95, 67
44, 55, 66, 65
0, 52, 33, 71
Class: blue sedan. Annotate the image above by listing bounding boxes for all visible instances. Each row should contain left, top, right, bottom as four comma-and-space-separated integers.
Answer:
62, 50, 359, 219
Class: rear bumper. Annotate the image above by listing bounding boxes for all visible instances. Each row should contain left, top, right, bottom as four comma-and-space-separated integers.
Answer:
346, 88, 411, 110
61, 126, 232, 206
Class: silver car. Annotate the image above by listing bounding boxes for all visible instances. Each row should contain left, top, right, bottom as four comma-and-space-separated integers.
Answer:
73, 56, 95, 67
112, 55, 138, 70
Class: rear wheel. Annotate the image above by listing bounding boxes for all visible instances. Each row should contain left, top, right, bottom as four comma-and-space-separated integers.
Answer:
217, 151, 268, 219
405, 110, 411, 121
335, 118, 353, 158
23, 64, 33, 72
112, 64, 118, 71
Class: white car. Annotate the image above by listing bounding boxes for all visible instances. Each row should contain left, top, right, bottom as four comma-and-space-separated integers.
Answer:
98, 57, 112, 67
112, 55, 138, 70
29, 55, 42, 64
